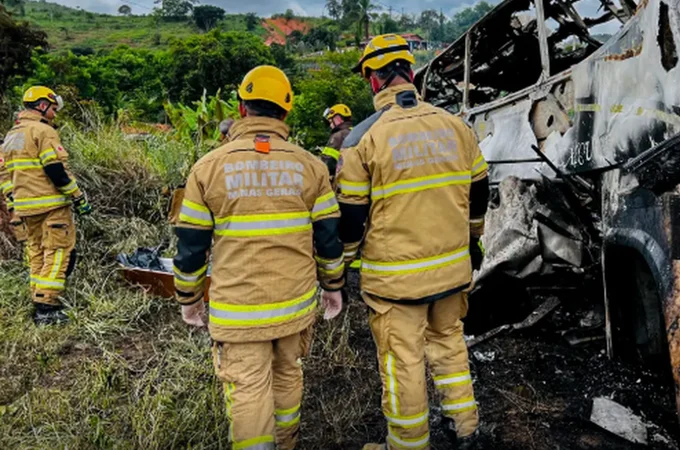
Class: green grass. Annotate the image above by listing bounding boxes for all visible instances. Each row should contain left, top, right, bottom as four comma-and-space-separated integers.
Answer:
0, 123, 387, 449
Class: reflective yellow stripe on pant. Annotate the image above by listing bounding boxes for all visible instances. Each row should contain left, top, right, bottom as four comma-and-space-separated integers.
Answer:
365, 291, 479, 449
23, 206, 76, 306
212, 327, 312, 450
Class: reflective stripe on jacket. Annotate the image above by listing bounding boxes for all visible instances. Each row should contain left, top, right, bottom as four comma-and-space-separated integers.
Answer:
173, 117, 344, 343
336, 84, 489, 301
0, 111, 81, 217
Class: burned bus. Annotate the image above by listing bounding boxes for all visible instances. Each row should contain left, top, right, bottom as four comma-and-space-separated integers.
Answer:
416, 0, 680, 414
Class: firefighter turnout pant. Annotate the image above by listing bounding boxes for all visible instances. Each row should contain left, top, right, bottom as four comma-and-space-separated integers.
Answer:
364, 291, 478, 450
24, 206, 76, 306
212, 326, 314, 450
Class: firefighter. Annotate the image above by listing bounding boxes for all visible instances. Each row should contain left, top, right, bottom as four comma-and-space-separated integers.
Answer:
173, 65, 344, 450
0, 86, 92, 325
336, 34, 490, 449
320, 104, 353, 184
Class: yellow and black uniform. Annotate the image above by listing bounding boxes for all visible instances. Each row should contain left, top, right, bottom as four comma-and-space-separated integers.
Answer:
173, 116, 344, 450
337, 83, 489, 448
0, 110, 83, 306
320, 121, 352, 184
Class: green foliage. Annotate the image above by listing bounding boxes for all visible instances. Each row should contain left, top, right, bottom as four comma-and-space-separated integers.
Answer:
163, 30, 273, 104
423, 2, 493, 43
245, 12, 259, 32
0, 4, 47, 93
374, 13, 398, 35
164, 89, 239, 151
17, 1, 264, 52
153, 0, 197, 20
302, 20, 339, 51
23, 46, 166, 120
287, 51, 373, 149
193, 5, 225, 32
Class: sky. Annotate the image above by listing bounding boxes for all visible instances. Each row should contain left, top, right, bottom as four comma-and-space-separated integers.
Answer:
52, 0, 622, 34
51, 0, 497, 17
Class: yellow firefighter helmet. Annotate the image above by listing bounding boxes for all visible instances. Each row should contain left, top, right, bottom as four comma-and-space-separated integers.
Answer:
353, 34, 416, 78
323, 104, 352, 121
238, 65, 294, 112
23, 86, 64, 111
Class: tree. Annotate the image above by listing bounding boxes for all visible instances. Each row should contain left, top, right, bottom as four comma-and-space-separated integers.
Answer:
193, 5, 225, 32
0, 4, 47, 94
25, 46, 167, 119
357, 0, 378, 40
283, 8, 295, 21
341, 0, 359, 30
325, 0, 341, 21
375, 13, 398, 35
398, 13, 415, 31
2, 0, 25, 16
287, 51, 373, 148
447, 2, 493, 41
245, 12, 259, 32
118, 4, 132, 16
153, 0, 197, 20
419, 9, 439, 38
303, 22, 339, 51
163, 30, 274, 103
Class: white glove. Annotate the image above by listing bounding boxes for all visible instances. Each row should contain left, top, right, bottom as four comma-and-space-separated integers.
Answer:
321, 290, 343, 320
182, 301, 206, 328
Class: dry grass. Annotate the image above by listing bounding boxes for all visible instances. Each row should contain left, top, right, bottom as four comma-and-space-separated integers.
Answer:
0, 125, 404, 450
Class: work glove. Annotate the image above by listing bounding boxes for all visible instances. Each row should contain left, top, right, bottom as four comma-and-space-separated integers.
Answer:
470, 236, 485, 271
182, 300, 206, 328
72, 194, 93, 216
321, 289, 343, 320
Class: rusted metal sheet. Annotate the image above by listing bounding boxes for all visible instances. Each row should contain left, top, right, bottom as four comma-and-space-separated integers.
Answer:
120, 266, 211, 301
667, 251, 680, 415
665, 195, 680, 416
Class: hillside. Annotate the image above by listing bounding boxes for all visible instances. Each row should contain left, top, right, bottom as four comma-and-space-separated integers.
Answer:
11, 1, 320, 52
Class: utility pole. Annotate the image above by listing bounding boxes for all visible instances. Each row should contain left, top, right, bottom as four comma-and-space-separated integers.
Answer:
388, 5, 392, 18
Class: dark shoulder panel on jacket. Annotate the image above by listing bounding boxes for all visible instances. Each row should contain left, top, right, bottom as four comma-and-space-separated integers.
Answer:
341, 107, 389, 149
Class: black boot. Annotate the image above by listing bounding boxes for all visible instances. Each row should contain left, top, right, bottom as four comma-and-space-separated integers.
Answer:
33, 303, 69, 326
442, 417, 480, 449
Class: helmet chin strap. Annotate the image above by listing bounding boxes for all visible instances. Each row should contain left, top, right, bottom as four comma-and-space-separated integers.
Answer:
370, 67, 414, 94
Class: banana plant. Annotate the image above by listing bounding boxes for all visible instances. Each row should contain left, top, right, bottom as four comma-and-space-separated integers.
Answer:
164, 89, 239, 151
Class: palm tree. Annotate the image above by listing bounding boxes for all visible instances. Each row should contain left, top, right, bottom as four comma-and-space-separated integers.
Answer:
357, 0, 378, 40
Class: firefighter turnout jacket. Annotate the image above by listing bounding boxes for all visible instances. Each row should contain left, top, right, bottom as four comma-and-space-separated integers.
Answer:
173, 116, 345, 343
320, 121, 352, 183
0, 111, 83, 217
336, 84, 489, 302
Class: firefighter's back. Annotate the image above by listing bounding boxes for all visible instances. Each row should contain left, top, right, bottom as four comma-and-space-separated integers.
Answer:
341, 89, 485, 300
2, 112, 71, 217
186, 117, 329, 342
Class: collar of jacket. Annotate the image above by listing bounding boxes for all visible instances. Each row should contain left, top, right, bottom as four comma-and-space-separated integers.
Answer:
331, 121, 352, 134
17, 110, 52, 125
229, 116, 290, 141
373, 83, 421, 111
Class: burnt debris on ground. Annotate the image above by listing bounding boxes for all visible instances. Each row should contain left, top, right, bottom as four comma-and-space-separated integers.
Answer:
299, 273, 680, 450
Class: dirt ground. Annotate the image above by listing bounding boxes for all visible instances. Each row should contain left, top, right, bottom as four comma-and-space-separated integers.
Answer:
300, 273, 680, 450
